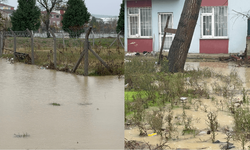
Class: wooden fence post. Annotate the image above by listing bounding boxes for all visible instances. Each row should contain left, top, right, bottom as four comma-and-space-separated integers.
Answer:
49, 29, 57, 68
10, 29, 16, 57
0, 31, 2, 57
72, 27, 92, 74
26, 29, 34, 64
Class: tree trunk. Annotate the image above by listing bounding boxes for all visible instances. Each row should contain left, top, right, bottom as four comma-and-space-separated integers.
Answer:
46, 14, 50, 38
168, 0, 202, 72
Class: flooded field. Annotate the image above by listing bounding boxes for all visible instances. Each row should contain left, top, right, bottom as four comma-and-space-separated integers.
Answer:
0, 58, 124, 149
125, 61, 250, 149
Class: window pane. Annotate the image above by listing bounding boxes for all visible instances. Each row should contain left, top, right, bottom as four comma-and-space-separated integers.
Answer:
140, 8, 152, 36
203, 16, 212, 35
129, 8, 139, 14
214, 6, 227, 36
162, 37, 172, 49
161, 14, 172, 35
130, 16, 138, 35
201, 7, 212, 13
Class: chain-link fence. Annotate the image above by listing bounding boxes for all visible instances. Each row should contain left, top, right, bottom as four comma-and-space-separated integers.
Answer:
0, 27, 124, 75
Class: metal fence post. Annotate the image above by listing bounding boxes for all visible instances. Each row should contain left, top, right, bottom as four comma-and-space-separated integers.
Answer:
84, 40, 89, 76
92, 30, 94, 47
0, 31, 2, 57
62, 31, 65, 49
26, 29, 34, 64
49, 29, 57, 68
10, 29, 16, 56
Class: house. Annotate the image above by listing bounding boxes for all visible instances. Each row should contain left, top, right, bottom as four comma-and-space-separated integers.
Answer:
124, 0, 249, 54
41, 11, 62, 27
0, 3, 15, 19
0, 3, 14, 10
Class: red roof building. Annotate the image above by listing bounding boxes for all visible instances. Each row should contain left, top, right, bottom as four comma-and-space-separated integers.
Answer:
41, 11, 62, 27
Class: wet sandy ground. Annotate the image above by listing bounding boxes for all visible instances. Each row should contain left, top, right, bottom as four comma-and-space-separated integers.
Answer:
125, 62, 250, 149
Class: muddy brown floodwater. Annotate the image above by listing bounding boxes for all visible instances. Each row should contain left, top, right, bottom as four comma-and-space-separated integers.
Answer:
0, 58, 124, 149
125, 62, 250, 149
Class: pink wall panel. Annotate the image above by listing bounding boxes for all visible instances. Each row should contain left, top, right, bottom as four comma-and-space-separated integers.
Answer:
128, 39, 153, 52
200, 39, 229, 54
201, 0, 228, 6
127, 0, 151, 7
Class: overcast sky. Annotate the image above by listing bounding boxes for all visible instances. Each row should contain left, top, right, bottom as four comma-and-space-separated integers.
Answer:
7, 0, 122, 16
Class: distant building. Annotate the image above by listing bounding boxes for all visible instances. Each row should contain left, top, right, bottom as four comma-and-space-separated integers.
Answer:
0, 3, 15, 19
91, 14, 118, 24
41, 11, 62, 27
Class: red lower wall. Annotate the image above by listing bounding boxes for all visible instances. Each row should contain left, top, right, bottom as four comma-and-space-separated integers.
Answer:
128, 39, 153, 52
127, 0, 151, 7
201, 0, 228, 6
200, 39, 229, 54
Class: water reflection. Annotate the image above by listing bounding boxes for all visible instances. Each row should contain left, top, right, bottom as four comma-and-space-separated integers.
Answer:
0, 59, 124, 149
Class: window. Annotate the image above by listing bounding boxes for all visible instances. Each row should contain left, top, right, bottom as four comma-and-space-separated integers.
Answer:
56, 15, 59, 18
201, 6, 228, 38
51, 14, 54, 18
159, 13, 173, 50
128, 7, 152, 37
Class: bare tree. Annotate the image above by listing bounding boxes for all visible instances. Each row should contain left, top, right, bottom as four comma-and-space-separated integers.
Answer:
168, 0, 202, 72
37, 0, 64, 38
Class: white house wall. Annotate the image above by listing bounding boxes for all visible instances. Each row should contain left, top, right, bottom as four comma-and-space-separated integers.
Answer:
228, 0, 249, 53
125, 0, 249, 54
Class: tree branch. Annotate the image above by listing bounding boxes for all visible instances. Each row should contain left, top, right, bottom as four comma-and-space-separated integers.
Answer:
232, 9, 250, 19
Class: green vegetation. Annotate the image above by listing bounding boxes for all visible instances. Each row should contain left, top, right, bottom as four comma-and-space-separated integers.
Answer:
11, 0, 41, 31
50, 103, 61, 106
116, 0, 124, 34
125, 56, 250, 149
2, 36, 124, 76
62, 0, 90, 38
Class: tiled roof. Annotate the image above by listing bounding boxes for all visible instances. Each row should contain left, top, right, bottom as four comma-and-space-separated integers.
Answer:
0, 3, 14, 8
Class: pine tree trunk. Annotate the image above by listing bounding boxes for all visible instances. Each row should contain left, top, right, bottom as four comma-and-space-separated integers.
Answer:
168, 0, 202, 72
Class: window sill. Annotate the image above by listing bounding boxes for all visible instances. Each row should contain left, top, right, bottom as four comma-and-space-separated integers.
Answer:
128, 37, 153, 39
200, 37, 229, 40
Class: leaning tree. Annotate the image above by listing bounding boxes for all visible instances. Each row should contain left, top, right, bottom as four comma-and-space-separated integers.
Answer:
167, 0, 202, 72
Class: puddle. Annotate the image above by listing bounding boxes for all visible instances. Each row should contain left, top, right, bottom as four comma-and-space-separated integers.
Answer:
0, 58, 124, 149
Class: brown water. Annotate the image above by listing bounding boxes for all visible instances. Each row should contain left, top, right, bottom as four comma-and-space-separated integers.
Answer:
0, 58, 124, 149
125, 62, 250, 149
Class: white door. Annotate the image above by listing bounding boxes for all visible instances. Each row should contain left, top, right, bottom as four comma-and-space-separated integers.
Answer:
159, 13, 174, 51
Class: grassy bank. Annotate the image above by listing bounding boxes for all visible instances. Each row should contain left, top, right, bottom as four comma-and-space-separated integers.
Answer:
2, 37, 124, 76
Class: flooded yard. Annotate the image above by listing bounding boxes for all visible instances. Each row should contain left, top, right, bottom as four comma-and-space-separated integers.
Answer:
125, 61, 250, 149
0, 58, 124, 149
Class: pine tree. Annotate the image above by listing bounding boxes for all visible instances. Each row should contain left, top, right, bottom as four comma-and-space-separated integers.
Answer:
116, 0, 124, 34
11, 0, 41, 31
62, 0, 91, 38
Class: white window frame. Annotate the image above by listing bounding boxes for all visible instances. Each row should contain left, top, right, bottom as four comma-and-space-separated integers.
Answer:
201, 6, 228, 39
128, 7, 152, 38
158, 13, 174, 51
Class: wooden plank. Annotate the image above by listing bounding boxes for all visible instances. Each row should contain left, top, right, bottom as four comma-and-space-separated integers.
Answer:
158, 15, 170, 65
165, 28, 177, 34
